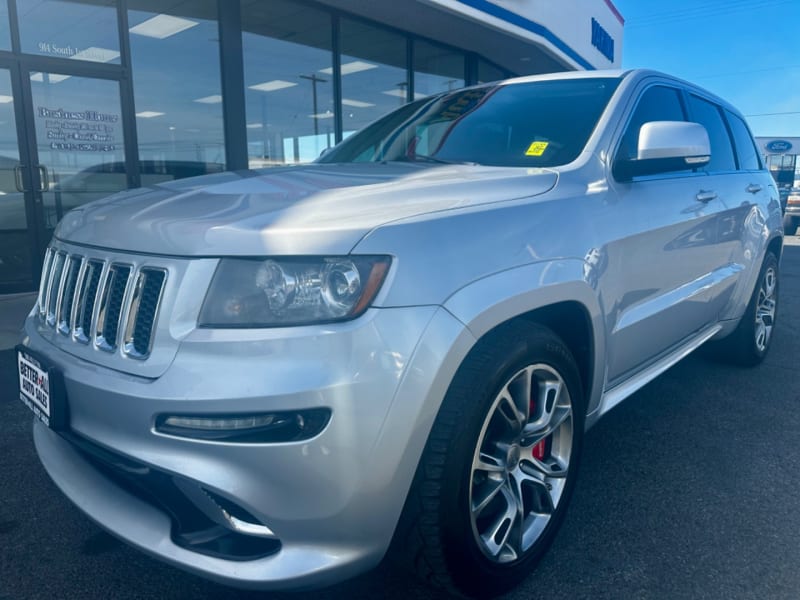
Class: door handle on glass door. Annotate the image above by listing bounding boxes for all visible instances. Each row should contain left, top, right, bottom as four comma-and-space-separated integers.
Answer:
13, 165, 27, 193
37, 166, 49, 192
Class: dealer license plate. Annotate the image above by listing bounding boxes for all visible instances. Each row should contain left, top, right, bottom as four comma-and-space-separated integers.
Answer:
17, 348, 66, 429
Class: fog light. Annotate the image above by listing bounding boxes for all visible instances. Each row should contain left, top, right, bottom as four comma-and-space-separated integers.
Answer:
156, 408, 330, 443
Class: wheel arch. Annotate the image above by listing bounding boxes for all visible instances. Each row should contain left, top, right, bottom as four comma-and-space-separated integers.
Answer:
442, 259, 605, 417
767, 234, 783, 262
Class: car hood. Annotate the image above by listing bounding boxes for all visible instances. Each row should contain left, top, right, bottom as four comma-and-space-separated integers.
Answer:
55, 162, 558, 256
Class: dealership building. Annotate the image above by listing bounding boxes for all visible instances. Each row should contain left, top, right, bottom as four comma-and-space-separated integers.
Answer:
0, 0, 623, 298
755, 137, 800, 196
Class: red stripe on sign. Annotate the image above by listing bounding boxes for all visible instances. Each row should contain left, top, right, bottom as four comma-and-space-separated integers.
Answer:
604, 0, 625, 25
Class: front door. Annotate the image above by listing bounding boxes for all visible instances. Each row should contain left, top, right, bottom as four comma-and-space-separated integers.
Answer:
0, 62, 130, 293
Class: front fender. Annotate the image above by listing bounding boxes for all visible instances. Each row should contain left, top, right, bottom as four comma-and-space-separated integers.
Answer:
442, 259, 606, 418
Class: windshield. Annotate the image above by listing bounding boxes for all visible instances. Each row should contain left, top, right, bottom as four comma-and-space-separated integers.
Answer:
318, 78, 620, 168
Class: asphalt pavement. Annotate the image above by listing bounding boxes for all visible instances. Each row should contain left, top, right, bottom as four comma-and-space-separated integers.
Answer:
2, 242, 799, 600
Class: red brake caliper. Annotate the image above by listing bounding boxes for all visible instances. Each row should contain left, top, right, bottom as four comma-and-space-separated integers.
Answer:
530, 395, 547, 460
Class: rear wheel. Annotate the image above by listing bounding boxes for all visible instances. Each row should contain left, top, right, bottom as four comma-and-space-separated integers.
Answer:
716, 252, 779, 366
393, 322, 584, 598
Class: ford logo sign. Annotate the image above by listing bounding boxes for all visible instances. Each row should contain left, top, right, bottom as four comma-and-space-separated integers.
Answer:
765, 140, 793, 153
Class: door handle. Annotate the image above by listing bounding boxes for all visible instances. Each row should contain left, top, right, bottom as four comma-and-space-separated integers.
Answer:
746, 184, 762, 194
696, 190, 717, 203
13, 165, 27, 192
37, 165, 49, 192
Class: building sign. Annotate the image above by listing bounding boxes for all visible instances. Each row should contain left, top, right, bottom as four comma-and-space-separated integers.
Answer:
38, 106, 119, 152
426, 0, 624, 70
591, 17, 614, 62
765, 140, 793, 153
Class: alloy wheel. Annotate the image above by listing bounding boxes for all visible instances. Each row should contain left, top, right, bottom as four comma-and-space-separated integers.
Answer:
754, 265, 777, 353
469, 363, 573, 563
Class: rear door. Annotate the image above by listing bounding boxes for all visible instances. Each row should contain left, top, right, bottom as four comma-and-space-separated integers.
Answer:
714, 108, 776, 318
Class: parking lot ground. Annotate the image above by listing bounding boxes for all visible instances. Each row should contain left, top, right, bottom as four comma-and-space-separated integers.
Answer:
2, 242, 800, 600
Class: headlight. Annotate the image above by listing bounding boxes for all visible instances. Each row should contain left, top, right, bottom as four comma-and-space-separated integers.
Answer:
199, 256, 391, 327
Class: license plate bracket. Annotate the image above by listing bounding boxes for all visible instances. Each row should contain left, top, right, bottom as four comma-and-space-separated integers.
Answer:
16, 345, 69, 431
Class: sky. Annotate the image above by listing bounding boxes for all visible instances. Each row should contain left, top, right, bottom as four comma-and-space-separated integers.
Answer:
613, 0, 800, 138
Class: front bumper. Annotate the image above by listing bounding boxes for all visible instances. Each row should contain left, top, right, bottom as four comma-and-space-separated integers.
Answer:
22, 304, 473, 590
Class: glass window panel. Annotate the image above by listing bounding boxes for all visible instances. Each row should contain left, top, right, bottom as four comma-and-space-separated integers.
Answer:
242, 0, 335, 167
413, 40, 464, 98
477, 59, 510, 84
687, 94, 736, 173
339, 19, 407, 137
0, 69, 32, 289
30, 74, 126, 230
17, 0, 120, 63
0, 2, 10, 50
129, 0, 225, 177
725, 110, 761, 171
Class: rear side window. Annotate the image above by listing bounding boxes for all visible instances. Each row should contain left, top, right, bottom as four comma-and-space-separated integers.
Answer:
687, 95, 736, 173
725, 110, 762, 170
618, 85, 686, 161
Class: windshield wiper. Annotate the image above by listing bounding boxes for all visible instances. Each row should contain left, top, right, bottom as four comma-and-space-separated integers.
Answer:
385, 154, 478, 165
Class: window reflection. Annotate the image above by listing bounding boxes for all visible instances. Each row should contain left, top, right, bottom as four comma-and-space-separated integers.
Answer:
17, 0, 119, 62
0, 2, 10, 50
477, 59, 511, 84
30, 75, 126, 228
0, 68, 30, 289
242, 0, 334, 166
414, 40, 465, 98
129, 0, 225, 176
339, 19, 408, 139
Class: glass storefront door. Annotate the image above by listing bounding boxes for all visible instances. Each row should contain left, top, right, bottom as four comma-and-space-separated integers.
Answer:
0, 61, 129, 294
28, 72, 127, 241
0, 65, 34, 293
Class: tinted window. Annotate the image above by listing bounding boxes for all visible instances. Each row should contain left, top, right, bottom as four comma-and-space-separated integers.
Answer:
618, 86, 685, 161
319, 78, 621, 168
687, 95, 736, 173
725, 110, 761, 170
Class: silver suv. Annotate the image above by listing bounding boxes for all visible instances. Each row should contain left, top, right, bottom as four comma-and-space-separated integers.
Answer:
17, 70, 782, 598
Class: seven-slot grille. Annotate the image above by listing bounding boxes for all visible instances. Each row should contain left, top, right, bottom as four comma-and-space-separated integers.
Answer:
37, 247, 167, 359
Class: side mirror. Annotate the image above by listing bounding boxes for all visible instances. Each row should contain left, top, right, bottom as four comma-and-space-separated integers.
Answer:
614, 121, 711, 181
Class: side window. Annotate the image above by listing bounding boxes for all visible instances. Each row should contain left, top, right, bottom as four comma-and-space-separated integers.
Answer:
686, 95, 736, 173
725, 110, 762, 170
618, 85, 686, 161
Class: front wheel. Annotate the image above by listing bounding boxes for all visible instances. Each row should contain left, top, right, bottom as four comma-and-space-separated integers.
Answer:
392, 322, 584, 598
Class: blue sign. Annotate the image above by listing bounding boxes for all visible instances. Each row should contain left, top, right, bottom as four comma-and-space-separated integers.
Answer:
766, 140, 793, 153
591, 18, 614, 62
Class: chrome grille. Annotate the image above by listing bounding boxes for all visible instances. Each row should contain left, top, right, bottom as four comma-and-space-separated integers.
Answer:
37, 249, 167, 360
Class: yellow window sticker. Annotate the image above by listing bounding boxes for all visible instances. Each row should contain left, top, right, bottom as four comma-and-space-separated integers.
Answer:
525, 141, 549, 156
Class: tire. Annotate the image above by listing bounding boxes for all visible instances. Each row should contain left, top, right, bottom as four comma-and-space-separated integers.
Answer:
391, 321, 584, 598
716, 252, 779, 366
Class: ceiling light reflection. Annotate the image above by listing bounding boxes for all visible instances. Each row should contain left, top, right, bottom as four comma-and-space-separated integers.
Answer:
248, 80, 297, 92
342, 99, 375, 108
130, 14, 199, 39
319, 60, 378, 76
194, 95, 222, 104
